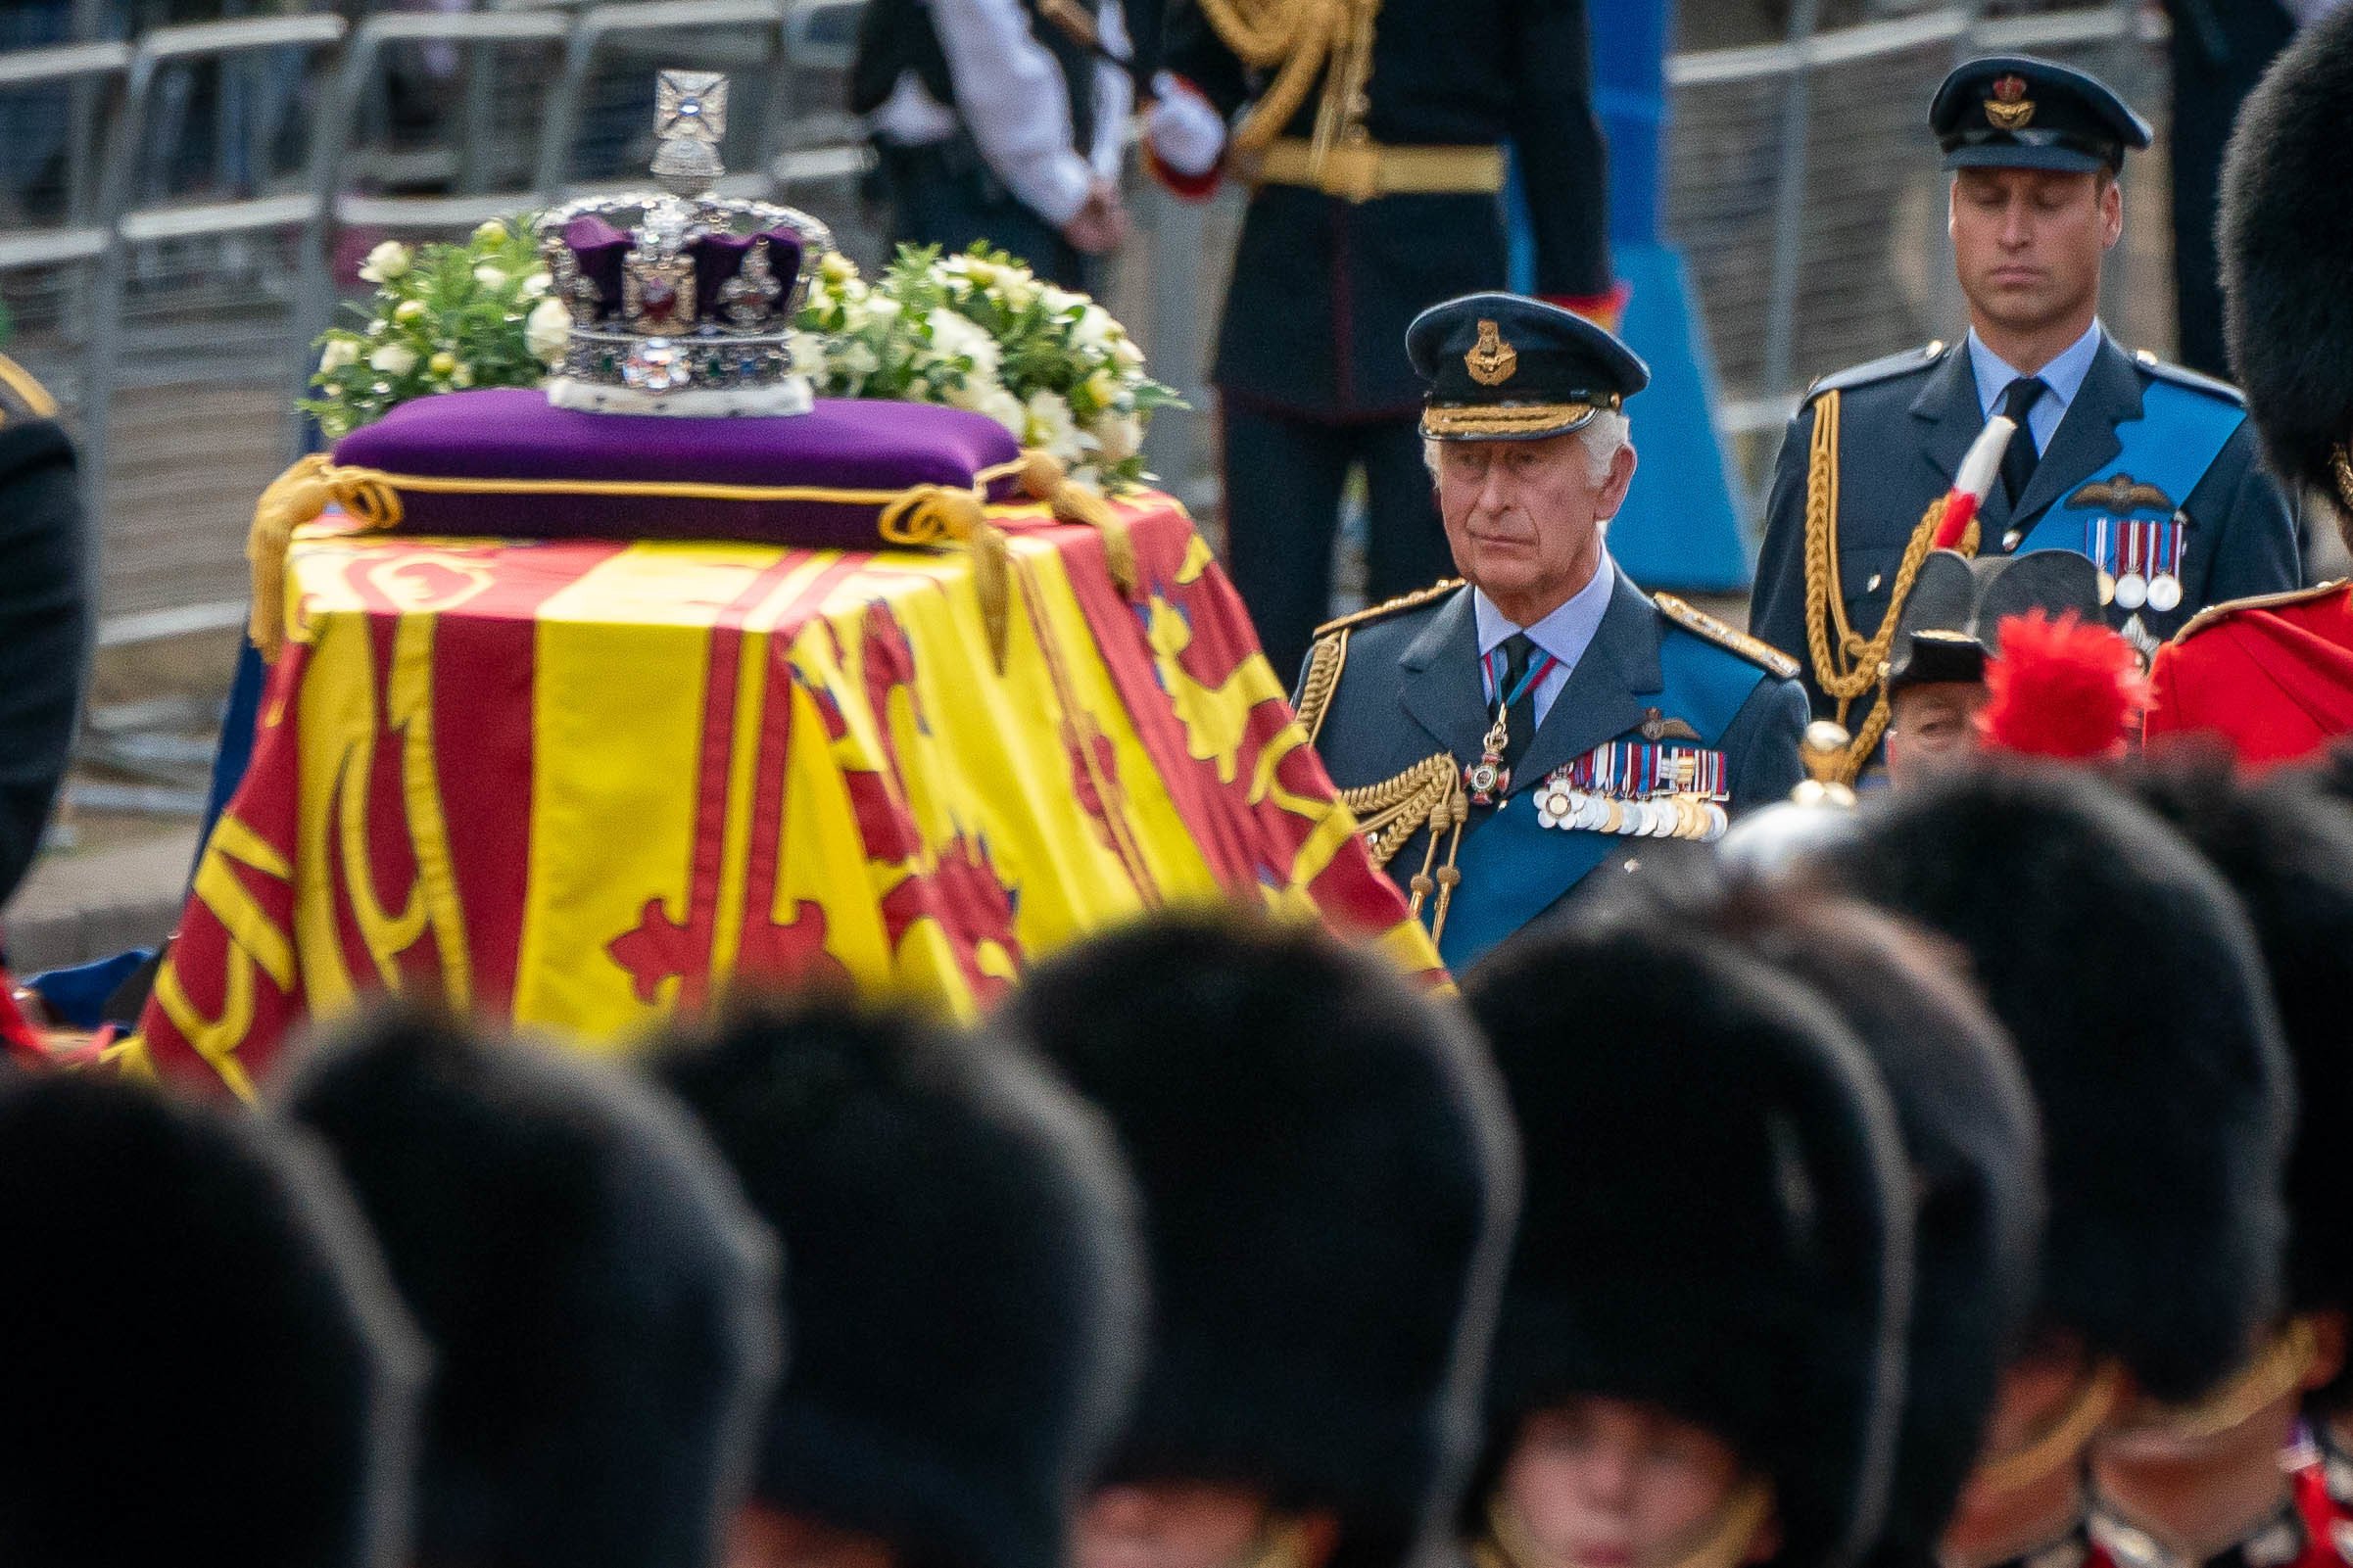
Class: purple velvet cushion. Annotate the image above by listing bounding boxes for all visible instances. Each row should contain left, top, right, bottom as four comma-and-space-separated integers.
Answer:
332, 389, 1026, 547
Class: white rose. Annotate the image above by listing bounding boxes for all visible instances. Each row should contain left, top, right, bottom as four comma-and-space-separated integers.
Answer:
977, 387, 1029, 440
820, 251, 858, 285
929, 311, 1002, 378
1111, 335, 1146, 369
525, 296, 573, 363
472, 219, 508, 247
1038, 285, 1086, 318
1024, 390, 1084, 464
944, 364, 1006, 411
520, 271, 552, 299
317, 337, 360, 373
839, 340, 881, 378
473, 262, 507, 288
1072, 305, 1121, 352
451, 363, 475, 388
368, 343, 418, 376
1091, 408, 1144, 463
359, 241, 410, 283
866, 296, 902, 321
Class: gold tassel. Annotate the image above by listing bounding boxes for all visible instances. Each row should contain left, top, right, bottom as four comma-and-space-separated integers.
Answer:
246, 456, 408, 662
878, 481, 1012, 672
1017, 449, 1138, 596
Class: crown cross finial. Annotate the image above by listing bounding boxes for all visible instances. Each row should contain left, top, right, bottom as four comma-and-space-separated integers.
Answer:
651, 71, 729, 195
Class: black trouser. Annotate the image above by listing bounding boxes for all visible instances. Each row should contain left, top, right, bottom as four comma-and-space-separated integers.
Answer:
873, 135, 1090, 290
1219, 396, 1453, 683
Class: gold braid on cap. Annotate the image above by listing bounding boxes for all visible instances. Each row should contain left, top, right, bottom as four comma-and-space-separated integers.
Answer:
1422, 400, 1612, 440
1800, 388, 1978, 784
1476, 1478, 1776, 1568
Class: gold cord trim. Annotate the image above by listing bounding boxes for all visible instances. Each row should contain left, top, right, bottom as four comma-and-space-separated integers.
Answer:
1422, 401, 1611, 439
2331, 444, 2353, 521
1479, 1477, 1774, 1568
1295, 630, 1347, 743
2110, 1319, 2320, 1445
1799, 387, 1966, 784
1974, 1361, 2124, 1497
1195, 0, 1381, 174
1340, 751, 1468, 942
240, 450, 1107, 671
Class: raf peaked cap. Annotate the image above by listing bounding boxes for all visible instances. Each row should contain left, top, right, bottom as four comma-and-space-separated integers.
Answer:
657, 996, 1146, 1568
1931, 55, 2152, 174
1886, 548, 2108, 692
1008, 913, 1518, 1568
1409, 291, 1650, 442
1465, 914, 1911, 1568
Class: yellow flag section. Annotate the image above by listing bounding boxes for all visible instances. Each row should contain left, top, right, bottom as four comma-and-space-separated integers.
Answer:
134, 496, 1441, 1097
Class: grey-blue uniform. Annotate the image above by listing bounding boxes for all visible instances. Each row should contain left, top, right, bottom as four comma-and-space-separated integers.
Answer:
1297, 295, 1806, 973
0, 353, 89, 907
1747, 56, 2298, 768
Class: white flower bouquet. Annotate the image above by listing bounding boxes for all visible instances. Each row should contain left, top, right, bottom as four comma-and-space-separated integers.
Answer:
304, 221, 567, 441
304, 230, 1184, 491
793, 244, 1184, 489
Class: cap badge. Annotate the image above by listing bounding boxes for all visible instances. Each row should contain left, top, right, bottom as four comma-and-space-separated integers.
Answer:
1466, 319, 1518, 387
1986, 74, 2036, 131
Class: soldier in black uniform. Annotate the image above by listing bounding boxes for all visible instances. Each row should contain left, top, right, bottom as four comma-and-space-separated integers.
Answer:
1143, 0, 1614, 679
0, 351, 89, 905
1747, 57, 2298, 784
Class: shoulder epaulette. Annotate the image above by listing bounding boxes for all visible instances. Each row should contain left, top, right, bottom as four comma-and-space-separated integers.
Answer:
1804, 341, 1947, 404
1313, 578, 1464, 638
1652, 593, 1801, 681
0, 353, 60, 428
2171, 580, 2349, 644
2132, 350, 2247, 407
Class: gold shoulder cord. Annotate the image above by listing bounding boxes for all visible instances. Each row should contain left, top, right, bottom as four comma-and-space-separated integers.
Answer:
1295, 627, 1469, 943
1800, 388, 1975, 783
1195, 0, 1380, 171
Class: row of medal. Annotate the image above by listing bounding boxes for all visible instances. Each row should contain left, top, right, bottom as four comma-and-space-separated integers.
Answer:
2084, 517, 2185, 613
1530, 741, 1731, 843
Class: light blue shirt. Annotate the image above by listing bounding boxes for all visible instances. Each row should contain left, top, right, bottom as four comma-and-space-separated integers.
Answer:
1473, 553, 1616, 728
1966, 319, 2105, 457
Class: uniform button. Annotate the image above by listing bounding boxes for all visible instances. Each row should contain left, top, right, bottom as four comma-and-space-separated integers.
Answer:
1865, 572, 1883, 593
2002, 529, 2023, 550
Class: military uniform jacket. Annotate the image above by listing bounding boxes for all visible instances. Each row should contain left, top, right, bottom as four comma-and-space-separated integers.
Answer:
0, 355, 88, 907
1163, 0, 1610, 416
1299, 570, 1806, 971
1750, 331, 2299, 720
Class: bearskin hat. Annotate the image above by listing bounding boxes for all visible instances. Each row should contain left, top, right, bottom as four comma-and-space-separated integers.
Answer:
1696, 882, 2044, 1568
2222, 1, 2353, 502
656, 995, 1145, 1568
1463, 914, 1911, 1568
1823, 764, 2291, 1402
0, 1072, 422, 1568
2115, 751, 2353, 1415
275, 1007, 781, 1568
1006, 913, 1518, 1568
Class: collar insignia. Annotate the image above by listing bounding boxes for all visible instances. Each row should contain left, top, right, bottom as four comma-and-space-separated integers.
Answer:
1466, 319, 1518, 387
1986, 73, 2037, 130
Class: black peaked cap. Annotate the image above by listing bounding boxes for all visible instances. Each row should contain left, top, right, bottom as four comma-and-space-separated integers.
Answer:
658, 995, 1146, 1568
1008, 913, 1520, 1568
277, 1007, 782, 1568
0, 1071, 422, 1568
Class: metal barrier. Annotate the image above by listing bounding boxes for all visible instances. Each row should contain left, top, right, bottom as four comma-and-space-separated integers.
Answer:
0, 0, 2171, 646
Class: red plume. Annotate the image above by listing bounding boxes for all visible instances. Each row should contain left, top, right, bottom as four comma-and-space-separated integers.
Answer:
1977, 610, 2153, 761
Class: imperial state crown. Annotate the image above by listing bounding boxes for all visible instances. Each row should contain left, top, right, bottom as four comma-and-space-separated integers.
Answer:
535, 71, 835, 416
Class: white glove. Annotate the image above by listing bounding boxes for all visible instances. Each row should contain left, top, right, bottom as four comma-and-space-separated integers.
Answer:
1145, 71, 1226, 177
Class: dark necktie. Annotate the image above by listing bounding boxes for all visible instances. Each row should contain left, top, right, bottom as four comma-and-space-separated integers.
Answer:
1496, 632, 1539, 782
1998, 376, 2049, 510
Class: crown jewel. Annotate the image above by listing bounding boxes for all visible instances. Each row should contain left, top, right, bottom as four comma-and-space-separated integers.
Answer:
537, 71, 834, 415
